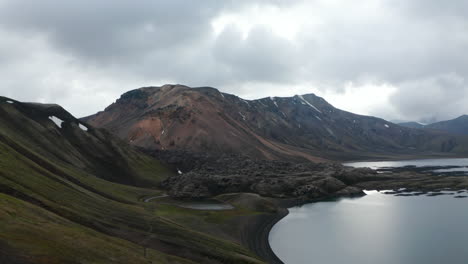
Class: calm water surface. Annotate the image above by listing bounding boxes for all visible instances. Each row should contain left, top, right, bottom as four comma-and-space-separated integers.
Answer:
270, 159, 468, 264
344, 158, 468, 172
177, 202, 233, 210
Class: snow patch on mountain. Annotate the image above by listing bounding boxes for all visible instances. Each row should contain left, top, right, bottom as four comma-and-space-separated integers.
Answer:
239, 112, 246, 120
79, 124, 88, 131
298, 95, 322, 113
270, 97, 279, 108
49, 116, 64, 128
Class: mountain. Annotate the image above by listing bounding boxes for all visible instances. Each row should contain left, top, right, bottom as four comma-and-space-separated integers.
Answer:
84, 84, 468, 161
398, 116, 468, 135
425, 115, 468, 135
0, 96, 266, 264
398, 121, 426, 129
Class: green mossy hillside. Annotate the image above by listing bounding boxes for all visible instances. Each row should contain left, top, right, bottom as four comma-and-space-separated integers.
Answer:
0, 98, 265, 264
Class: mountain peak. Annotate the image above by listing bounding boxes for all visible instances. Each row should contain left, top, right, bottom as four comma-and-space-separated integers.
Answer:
83, 84, 467, 161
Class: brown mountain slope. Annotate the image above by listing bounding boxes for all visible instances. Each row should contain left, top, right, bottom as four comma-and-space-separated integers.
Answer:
83, 84, 468, 161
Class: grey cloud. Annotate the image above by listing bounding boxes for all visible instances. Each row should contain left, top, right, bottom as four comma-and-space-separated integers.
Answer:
212, 25, 301, 83
389, 74, 468, 123
397, 0, 468, 19
298, 7, 468, 85
0, 0, 467, 121
0, 0, 225, 62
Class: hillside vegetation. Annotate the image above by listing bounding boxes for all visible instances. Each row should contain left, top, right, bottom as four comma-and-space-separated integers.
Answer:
0, 96, 265, 264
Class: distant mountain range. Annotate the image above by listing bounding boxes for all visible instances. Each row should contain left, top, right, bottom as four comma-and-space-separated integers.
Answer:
83, 84, 468, 161
399, 115, 468, 135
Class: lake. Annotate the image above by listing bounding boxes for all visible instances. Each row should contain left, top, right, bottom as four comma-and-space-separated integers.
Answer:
269, 159, 468, 264
344, 158, 468, 174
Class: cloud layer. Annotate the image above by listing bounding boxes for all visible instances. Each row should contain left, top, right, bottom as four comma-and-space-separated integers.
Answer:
0, 0, 467, 122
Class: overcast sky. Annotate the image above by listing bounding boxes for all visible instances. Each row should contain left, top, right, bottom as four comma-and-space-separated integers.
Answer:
0, 0, 467, 123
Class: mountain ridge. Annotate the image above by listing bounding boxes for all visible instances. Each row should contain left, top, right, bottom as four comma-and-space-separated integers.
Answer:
399, 115, 468, 135
83, 84, 468, 161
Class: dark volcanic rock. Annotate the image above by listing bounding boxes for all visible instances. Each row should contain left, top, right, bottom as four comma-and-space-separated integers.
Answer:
155, 150, 376, 200
150, 149, 468, 201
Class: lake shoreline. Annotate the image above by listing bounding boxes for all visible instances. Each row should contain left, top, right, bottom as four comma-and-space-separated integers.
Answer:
246, 194, 367, 264
342, 154, 468, 163
269, 190, 468, 264
242, 206, 289, 264
253, 175, 468, 263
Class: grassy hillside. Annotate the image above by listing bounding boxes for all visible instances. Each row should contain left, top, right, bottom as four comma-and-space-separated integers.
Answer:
0, 97, 265, 264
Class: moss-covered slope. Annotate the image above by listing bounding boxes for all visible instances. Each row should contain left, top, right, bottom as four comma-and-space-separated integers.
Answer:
0, 97, 264, 264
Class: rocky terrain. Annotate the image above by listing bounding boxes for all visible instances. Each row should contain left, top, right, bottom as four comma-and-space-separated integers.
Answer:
84, 84, 468, 162
161, 155, 370, 200
145, 149, 468, 202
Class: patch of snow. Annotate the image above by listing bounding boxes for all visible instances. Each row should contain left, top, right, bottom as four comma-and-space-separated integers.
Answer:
78, 123, 88, 131
298, 124, 302, 128
326, 127, 335, 136
280, 111, 287, 118
270, 97, 279, 108
297, 95, 322, 113
238, 112, 246, 120
241, 99, 250, 106
161, 129, 165, 135
177, 169, 183, 175
219, 91, 225, 98
6, 100, 13, 104
49, 116, 64, 128
353, 120, 356, 123
384, 124, 390, 128
315, 116, 322, 121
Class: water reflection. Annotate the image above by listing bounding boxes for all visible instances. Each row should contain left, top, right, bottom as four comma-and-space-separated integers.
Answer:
270, 192, 468, 264
344, 158, 468, 170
